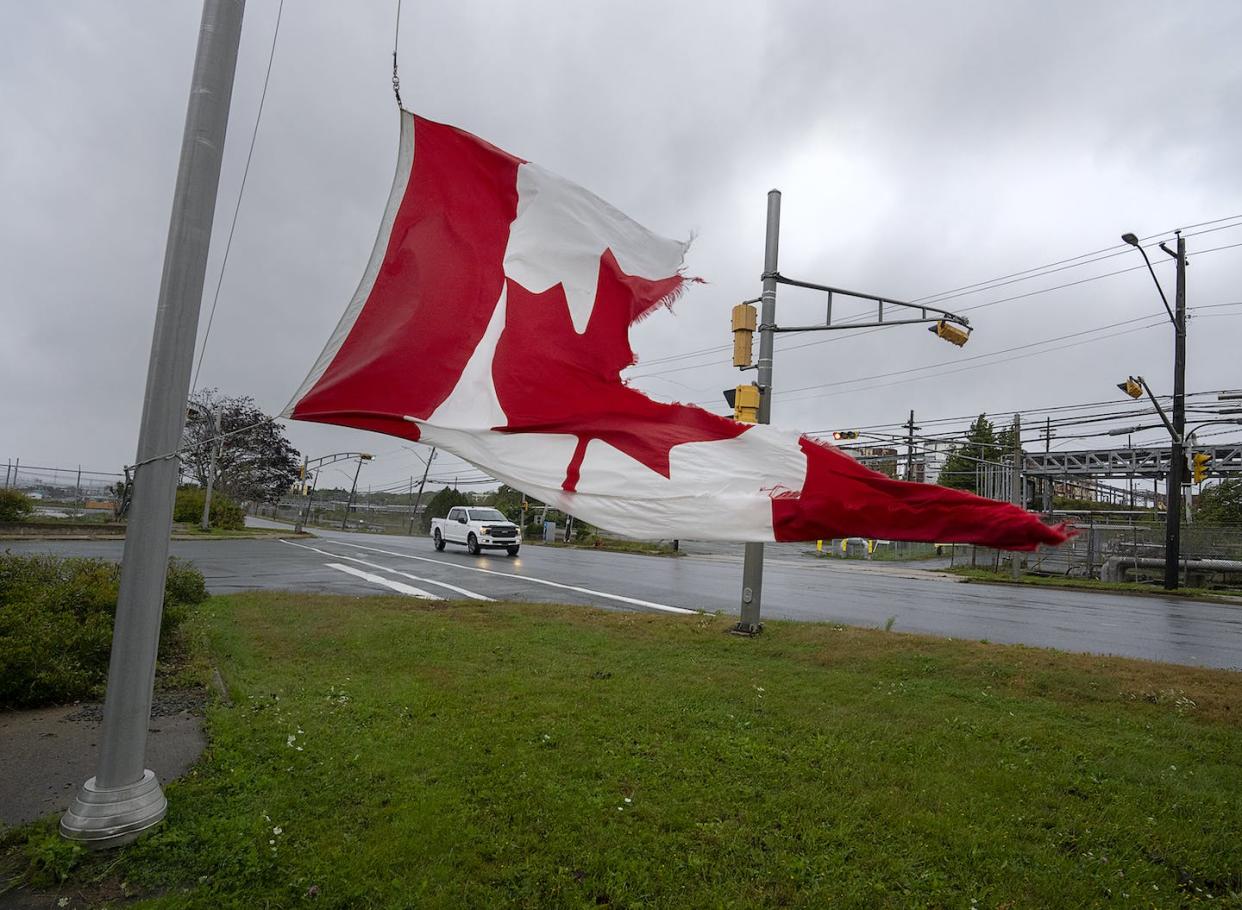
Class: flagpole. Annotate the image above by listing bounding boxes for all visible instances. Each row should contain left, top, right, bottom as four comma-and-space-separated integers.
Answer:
61, 0, 246, 847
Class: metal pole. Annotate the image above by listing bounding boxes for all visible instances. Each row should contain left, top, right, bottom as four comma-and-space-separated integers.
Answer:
62, 0, 245, 848
904, 410, 917, 481
735, 189, 780, 635
200, 408, 222, 531
294, 456, 309, 533
1164, 233, 1186, 590
342, 458, 364, 531
408, 446, 435, 534
1010, 413, 1022, 580
75, 466, 82, 517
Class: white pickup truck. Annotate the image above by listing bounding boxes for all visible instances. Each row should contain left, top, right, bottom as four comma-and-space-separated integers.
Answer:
431, 506, 522, 556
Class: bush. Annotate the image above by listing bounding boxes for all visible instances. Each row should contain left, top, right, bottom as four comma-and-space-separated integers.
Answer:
0, 553, 209, 709
174, 486, 245, 530
0, 489, 35, 522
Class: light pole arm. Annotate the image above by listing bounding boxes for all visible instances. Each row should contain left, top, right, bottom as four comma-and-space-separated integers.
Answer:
1138, 376, 1178, 442
1133, 244, 1176, 329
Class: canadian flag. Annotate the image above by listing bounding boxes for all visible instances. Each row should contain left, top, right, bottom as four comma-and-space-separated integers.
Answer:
285, 112, 1068, 551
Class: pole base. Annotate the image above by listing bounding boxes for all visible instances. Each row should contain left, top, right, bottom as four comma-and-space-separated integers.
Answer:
729, 621, 763, 637
60, 770, 167, 849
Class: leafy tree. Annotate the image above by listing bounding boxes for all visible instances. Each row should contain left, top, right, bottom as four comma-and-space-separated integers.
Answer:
938, 414, 998, 494
1196, 478, 1242, 525
486, 485, 529, 521
420, 487, 471, 533
0, 489, 35, 523
181, 389, 301, 503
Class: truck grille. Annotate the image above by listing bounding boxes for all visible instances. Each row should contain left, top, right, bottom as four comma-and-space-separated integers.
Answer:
488, 527, 517, 539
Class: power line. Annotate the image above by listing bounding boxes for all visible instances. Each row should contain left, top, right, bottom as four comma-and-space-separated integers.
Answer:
191, 0, 285, 394
626, 226, 1242, 380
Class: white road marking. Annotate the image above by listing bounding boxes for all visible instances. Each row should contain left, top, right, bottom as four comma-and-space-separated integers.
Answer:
336, 541, 697, 615
324, 563, 440, 599
282, 540, 492, 601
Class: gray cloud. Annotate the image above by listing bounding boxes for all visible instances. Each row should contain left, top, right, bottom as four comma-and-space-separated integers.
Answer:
4, 0, 1240, 493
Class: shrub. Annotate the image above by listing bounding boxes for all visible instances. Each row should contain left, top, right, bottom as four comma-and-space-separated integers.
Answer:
174, 486, 245, 530
0, 553, 209, 709
0, 489, 35, 522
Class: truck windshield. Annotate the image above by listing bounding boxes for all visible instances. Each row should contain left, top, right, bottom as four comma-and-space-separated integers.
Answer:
468, 509, 508, 522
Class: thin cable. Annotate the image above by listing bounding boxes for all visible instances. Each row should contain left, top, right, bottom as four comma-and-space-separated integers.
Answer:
391, 0, 403, 108
627, 222, 1242, 378
190, 0, 285, 394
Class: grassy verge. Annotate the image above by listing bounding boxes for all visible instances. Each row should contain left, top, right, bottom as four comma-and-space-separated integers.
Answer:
6, 594, 1242, 907
946, 567, 1242, 601
528, 536, 681, 557
171, 524, 311, 540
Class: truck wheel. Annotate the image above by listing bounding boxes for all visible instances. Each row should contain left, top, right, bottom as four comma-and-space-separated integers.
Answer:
467, 533, 480, 555
433, 529, 445, 551
506, 546, 520, 557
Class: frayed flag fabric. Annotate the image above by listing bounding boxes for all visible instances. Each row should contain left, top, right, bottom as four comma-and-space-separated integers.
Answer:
285, 112, 1069, 551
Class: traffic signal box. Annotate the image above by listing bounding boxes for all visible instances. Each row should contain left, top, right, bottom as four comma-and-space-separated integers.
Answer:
724, 384, 761, 423
1192, 451, 1212, 484
832, 430, 859, 441
929, 320, 969, 347
732, 303, 757, 368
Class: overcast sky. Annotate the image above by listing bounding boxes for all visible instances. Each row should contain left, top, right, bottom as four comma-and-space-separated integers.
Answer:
4, 0, 1241, 495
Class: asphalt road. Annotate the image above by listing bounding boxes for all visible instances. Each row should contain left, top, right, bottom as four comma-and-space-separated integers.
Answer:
6, 524, 1241, 670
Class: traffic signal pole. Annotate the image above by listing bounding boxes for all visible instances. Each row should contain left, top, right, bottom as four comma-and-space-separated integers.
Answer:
61, 0, 245, 847
734, 190, 782, 635
728, 190, 974, 634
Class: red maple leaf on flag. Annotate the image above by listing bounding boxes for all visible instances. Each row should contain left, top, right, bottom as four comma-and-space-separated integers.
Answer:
492, 250, 746, 491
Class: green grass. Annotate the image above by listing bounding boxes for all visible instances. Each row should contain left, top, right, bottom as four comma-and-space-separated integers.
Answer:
528, 535, 681, 556
7, 593, 1242, 907
170, 524, 310, 540
946, 567, 1242, 601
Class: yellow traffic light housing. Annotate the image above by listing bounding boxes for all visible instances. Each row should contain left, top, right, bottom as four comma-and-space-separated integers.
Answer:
929, 320, 970, 347
724, 384, 761, 423
1192, 452, 1212, 484
732, 302, 757, 368
832, 430, 859, 441
1117, 376, 1144, 399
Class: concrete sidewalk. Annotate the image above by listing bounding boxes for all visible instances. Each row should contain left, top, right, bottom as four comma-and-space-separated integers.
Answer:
0, 691, 207, 829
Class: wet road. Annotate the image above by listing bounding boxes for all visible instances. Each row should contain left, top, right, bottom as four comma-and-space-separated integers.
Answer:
6, 525, 1241, 670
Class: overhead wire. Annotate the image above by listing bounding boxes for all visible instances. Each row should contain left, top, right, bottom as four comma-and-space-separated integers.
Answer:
190, 0, 286, 394
626, 222, 1242, 380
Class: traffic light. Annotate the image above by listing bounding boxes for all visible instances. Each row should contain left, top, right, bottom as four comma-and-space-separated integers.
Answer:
832, 430, 859, 441
928, 320, 969, 347
1192, 451, 1212, 484
723, 384, 761, 423
1117, 376, 1144, 399
731, 302, 757, 368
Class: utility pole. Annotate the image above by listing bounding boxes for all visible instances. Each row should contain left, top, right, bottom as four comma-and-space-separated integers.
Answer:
341, 458, 365, 531
1010, 413, 1022, 580
904, 410, 919, 481
735, 189, 781, 635
75, 466, 83, 517
200, 407, 223, 530
407, 446, 436, 534
62, 0, 245, 848
1165, 232, 1187, 589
